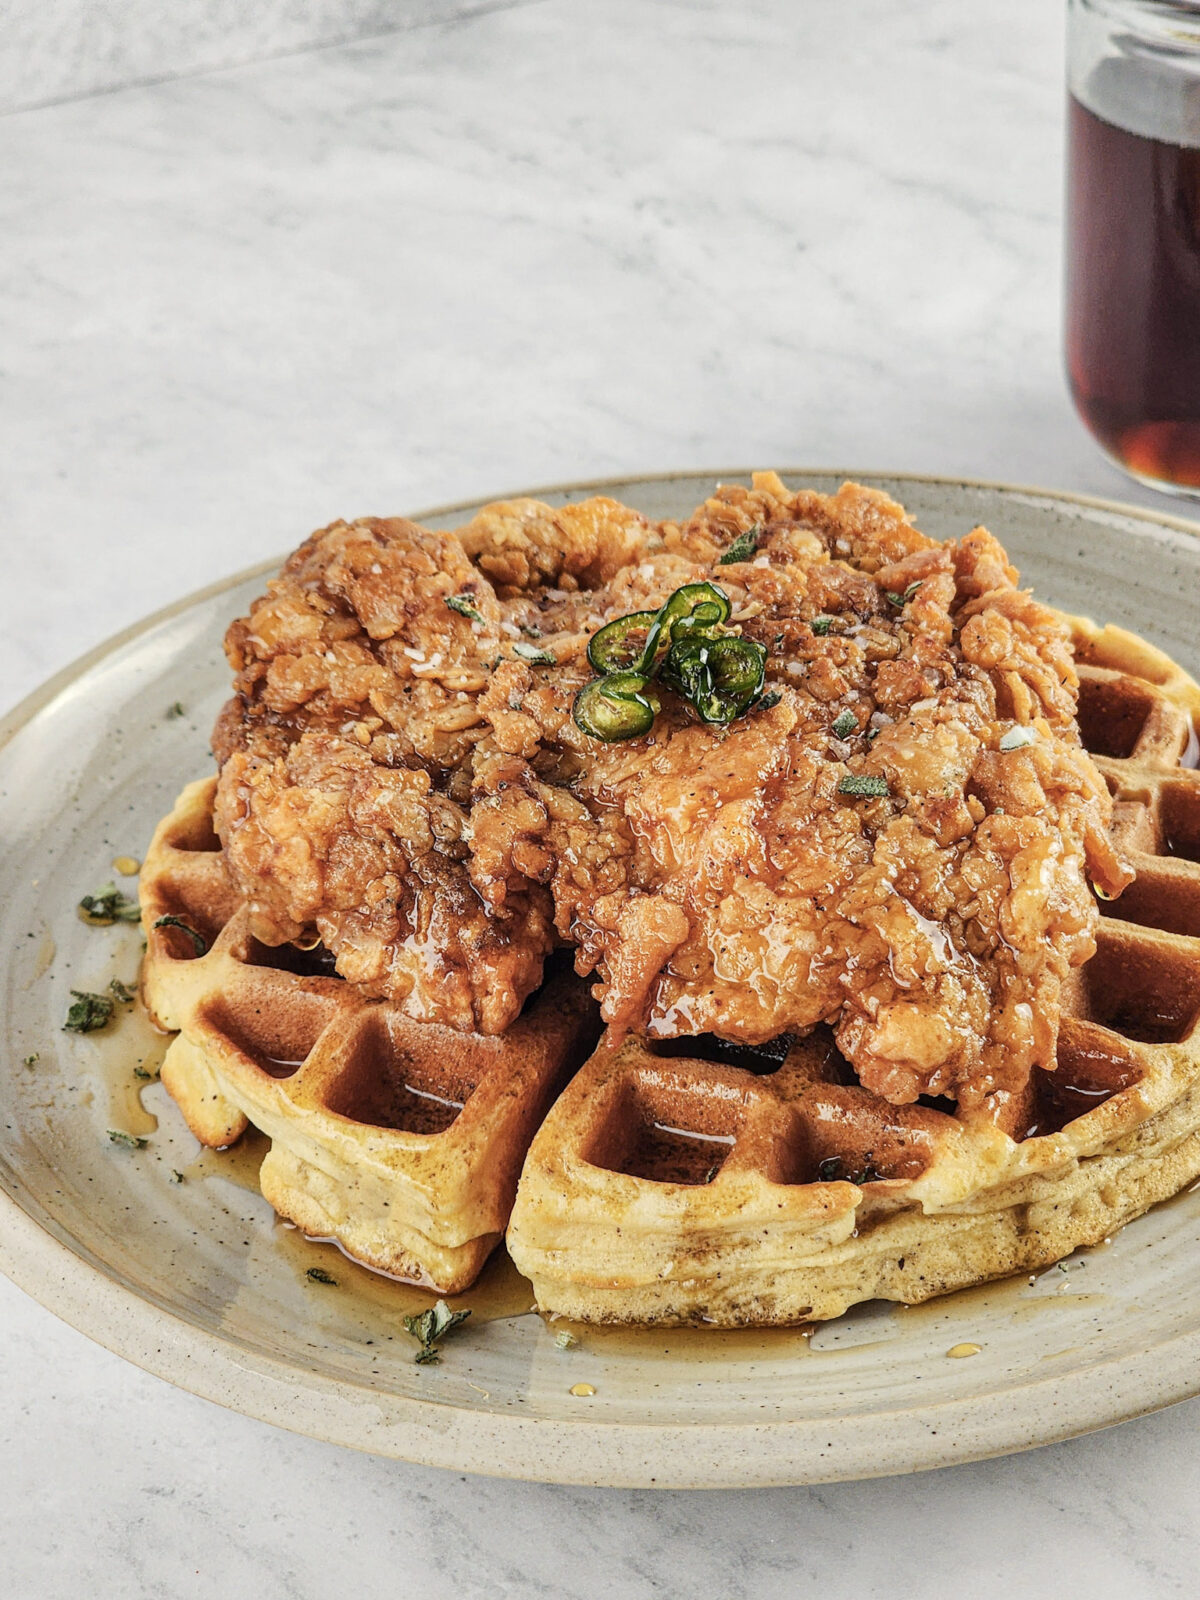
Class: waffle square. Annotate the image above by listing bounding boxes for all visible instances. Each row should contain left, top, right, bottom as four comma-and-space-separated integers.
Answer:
141, 778, 600, 1291
507, 619, 1200, 1323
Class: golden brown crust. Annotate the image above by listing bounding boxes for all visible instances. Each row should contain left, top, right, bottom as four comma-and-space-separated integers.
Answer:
212, 479, 1126, 1119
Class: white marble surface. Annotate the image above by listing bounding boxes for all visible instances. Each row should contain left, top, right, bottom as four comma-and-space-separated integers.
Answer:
2, 1, 1198, 1594
0, 0, 527, 114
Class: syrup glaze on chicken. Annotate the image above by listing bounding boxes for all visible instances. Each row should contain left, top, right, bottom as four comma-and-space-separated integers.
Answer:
213, 476, 1130, 1123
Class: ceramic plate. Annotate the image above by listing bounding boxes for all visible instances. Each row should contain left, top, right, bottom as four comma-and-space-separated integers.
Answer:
3, 471, 1200, 1488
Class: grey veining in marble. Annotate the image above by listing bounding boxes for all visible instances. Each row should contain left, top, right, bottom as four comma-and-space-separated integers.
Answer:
0, 0, 535, 115
2, 0, 1199, 1594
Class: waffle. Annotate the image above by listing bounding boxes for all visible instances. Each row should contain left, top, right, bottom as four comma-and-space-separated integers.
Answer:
142, 619, 1200, 1321
506, 618, 1200, 1324
140, 778, 600, 1292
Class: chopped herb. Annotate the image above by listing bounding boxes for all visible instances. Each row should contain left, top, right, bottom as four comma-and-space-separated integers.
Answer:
166, 701, 186, 720
78, 882, 141, 926
838, 774, 890, 798
810, 615, 833, 636
852, 1162, 884, 1185
133, 1065, 157, 1081
817, 1154, 883, 1185
512, 641, 557, 666
64, 990, 115, 1033
717, 526, 761, 565
518, 621, 543, 639
107, 1128, 146, 1150
885, 581, 922, 608
109, 977, 137, 1004
831, 709, 857, 739
22, 1053, 38, 1067
305, 1267, 338, 1286
554, 1330, 578, 1351
170, 1170, 185, 1184
153, 915, 207, 956
403, 1300, 472, 1365
754, 690, 782, 713
998, 725, 1038, 752
445, 593, 484, 624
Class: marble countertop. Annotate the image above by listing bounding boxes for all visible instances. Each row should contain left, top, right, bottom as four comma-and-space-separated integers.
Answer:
1, 1, 1196, 1594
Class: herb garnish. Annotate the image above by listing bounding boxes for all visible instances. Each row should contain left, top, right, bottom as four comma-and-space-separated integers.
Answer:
574, 582, 767, 742
998, 726, 1038, 752
78, 882, 141, 926
64, 990, 115, 1033
817, 1154, 884, 1185
837, 773, 890, 799
306, 1266, 338, 1286
445, 593, 484, 624
107, 1129, 147, 1150
403, 1300, 472, 1364
170, 1170, 185, 1184
22, 1053, 38, 1067
166, 701, 186, 720
717, 525, 761, 565
831, 709, 857, 740
512, 641, 557, 666
554, 1330, 578, 1351
109, 977, 137, 1005
153, 915, 208, 956
885, 581, 922, 608
754, 690, 782, 713
810, 615, 833, 636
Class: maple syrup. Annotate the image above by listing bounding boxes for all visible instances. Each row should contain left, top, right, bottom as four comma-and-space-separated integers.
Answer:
88, 992, 168, 1138
1066, 1, 1200, 493
1066, 96, 1200, 490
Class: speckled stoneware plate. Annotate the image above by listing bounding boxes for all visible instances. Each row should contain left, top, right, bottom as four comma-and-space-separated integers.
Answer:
3, 471, 1200, 1488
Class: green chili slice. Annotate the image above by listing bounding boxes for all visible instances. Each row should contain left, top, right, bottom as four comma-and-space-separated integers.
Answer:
631, 581, 729, 670
662, 634, 766, 725
587, 610, 657, 674
572, 673, 658, 742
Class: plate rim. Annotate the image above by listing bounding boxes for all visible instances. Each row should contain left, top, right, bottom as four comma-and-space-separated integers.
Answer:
3, 466, 1200, 1487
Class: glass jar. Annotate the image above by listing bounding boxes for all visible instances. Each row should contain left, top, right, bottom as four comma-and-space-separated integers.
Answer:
1066, 0, 1200, 495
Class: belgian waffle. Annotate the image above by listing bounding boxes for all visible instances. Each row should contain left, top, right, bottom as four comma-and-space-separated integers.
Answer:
140, 778, 600, 1292
142, 620, 1200, 1321
506, 618, 1200, 1324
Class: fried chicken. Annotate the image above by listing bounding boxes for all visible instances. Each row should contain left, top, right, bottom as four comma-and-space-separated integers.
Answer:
213, 476, 1131, 1121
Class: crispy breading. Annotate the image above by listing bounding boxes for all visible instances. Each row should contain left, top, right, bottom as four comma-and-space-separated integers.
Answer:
213, 478, 1130, 1120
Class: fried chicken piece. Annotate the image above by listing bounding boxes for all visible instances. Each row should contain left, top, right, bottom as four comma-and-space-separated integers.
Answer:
214, 478, 1131, 1124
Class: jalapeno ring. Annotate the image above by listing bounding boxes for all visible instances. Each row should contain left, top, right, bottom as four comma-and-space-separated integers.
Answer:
572, 673, 658, 742
587, 610, 658, 674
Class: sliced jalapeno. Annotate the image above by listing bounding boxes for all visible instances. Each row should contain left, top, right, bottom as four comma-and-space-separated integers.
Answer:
572, 673, 658, 742
643, 581, 732, 662
587, 609, 657, 674
662, 634, 766, 725
574, 580, 767, 741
